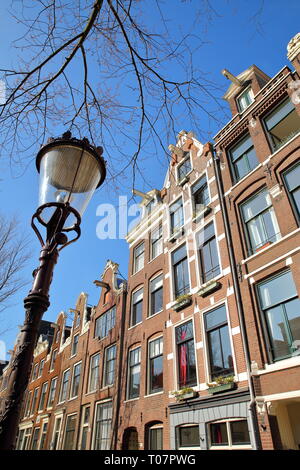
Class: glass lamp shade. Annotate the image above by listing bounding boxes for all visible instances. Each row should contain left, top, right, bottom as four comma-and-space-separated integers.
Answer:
36, 138, 106, 227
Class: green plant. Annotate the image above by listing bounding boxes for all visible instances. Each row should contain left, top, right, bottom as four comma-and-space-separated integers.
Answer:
207, 375, 234, 388
175, 293, 191, 303
171, 387, 195, 402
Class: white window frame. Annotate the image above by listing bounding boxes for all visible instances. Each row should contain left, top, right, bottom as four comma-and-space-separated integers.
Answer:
70, 361, 82, 399
88, 353, 100, 393
147, 336, 163, 395
148, 273, 163, 317
236, 86, 254, 113
133, 242, 145, 274
176, 423, 201, 450
130, 287, 144, 327
208, 418, 252, 449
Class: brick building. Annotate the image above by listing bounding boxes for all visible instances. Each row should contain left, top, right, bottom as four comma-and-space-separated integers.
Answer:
1, 32, 300, 451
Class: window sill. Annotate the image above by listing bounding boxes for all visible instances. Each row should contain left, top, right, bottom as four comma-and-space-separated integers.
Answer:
128, 321, 143, 331
144, 391, 164, 398
197, 280, 221, 298
124, 397, 140, 403
169, 227, 185, 243
146, 310, 163, 320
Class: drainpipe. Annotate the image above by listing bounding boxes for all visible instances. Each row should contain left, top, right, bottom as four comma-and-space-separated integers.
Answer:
211, 145, 261, 450
112, 286, 127, 450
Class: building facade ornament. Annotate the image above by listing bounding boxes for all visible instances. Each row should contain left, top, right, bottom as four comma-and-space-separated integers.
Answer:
287, 33, 300, 62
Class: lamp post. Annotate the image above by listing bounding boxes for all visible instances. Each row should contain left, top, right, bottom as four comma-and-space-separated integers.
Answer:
0, 132, 106, 450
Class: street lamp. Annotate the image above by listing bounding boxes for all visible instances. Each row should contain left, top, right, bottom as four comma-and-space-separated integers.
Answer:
0, 132, 106, 450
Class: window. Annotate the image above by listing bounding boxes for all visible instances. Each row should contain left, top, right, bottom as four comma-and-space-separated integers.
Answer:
131, 288, 143, 326
264, 97, 300, 151
50, 349, 57, 371
63, 414, 77, 450
172, 244, 190, 298
88, 353, 100, 392
197, 222, 220, 283
71, 334, 79, 356
241, 188, 280, 254
148, 337, 163, 394
127, 347, 141, 399
39, 422, 48, 450
31, 363, 38, 381
151, 224, 163, 259
170, 198, 184, 235
228, 134, 258, 182
283, 162, 300, 223
47, 377, 57, 408
257, 270, 300, 361
24, 391, 32, 418
192, 175, 210, 214
205, 305, 234, 379
177, 153, 192, 182
149, 274, 163, 317
55, 329, 60, 344
209, 419, 251, 448
103, 345, 117, 387
133, 242, 145, 273
95, 306, 116, 339
145, 198, 156, 215
38, 359, 45, 377
31, 387, 39, 415
59, 369, 70, 403
31, 427, 40, 450
93, 401, 112, 450
52, 417, 62, 450
177, 425, 200, 449
79, 406, 90, 450
70, 362, 82, 398
175, 321, 197, 388
17, 427, 32, 450
237, 87, 254, 113
148, 424, 163, 450
38, 382, 48, 412
75, 313, 81, 328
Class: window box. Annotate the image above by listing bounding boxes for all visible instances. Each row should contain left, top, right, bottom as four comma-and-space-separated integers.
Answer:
169, 227, 184, 243
173, 294, 192, 312
178, 175, 189, 187
207, 376, 235, 395
198, 280, 221, 298
192, 204, 212, 222
171, 387, 198, 402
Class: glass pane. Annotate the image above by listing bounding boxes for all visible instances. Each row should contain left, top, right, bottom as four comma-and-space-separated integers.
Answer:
258, 271, 297, 309
231, 420, 251, 445
179, 426, 200, 447
178, 157, 192, 180
285, 298, 300, 345
230, 134, 253, 162
151, 287, 163, 315
235, 155, 249, 180
247, 147, 259, 171
210, 422, 228, 445
172, 244, 187, 265
206, 305, 227, 329
242, 189, 270, 222
208, 330, 223, 377
220, 326, 234, 372
176, 321, 193, 343
149, 428, 163, 450
285, 164, 300, 191
150, 356, 163, 392
265, 98, 295, 130
266, 305, 291, 359
174, 258, 189, 297
292, 187, 300, 217
247, 216, 266, 250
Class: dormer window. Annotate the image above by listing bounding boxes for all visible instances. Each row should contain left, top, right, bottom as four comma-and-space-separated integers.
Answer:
177, 152, 192, 183
145, 198, 155, 215
237, 86, 254, 113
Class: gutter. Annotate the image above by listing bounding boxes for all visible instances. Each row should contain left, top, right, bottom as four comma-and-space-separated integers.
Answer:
211, 145, 261, 450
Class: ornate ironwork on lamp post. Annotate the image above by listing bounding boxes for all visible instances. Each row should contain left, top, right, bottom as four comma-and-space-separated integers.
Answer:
0, 132, 106, 450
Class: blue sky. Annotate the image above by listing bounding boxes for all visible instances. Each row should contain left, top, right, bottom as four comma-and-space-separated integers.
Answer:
0, 0, 299, 358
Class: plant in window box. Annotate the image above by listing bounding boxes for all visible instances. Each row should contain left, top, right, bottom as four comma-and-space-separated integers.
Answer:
173, 293, 192, 311
198, 279, 221, 297
169, 227, 184, 243
178, 175, 190, 187
207, 375, 235, 394
171, 387, 198, 402
192, 204, 211, 222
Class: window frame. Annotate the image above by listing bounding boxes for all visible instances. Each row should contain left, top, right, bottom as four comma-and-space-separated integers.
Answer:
191, 173, 210, 215
256, 270, 300, 362
88, 353, 100, 393
175, 320, 197, 389
208, 419, 251, 449
282, 161, 300, 225
169, 197, 184, 235
59, 368, 70, 403
71, 333, 79, 357
127, 346, 141, 400
150, 224, 163, 260
147, 423, 163, 450
95, 306, 116, 339
47, 377, 57, 408
38, 382, 48, 412
197, 220, 221, 284
130, 287, 143, 327
240, 187, 281, 255
63, 413, 77, 450
133, 242, 145, 274
92, 400, 113, 450
148, 336, 163, 395
171, 243, 190, 299
236, 86, 254, 113
149, 273, 163, 317
103, 344, 117, 387
227, 133, 258, 183
176, 424, 201, 450
70, 361, 82, 399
